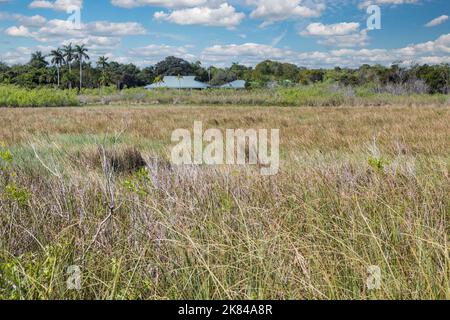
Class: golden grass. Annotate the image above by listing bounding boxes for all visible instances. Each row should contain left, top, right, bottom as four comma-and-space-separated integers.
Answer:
0, 105, 449, 155
0, 105, 449, 300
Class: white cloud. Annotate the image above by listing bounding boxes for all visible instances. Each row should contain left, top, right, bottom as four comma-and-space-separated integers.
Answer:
111, 0, 207, 8
425, 15, 448, 27
301, 22, 368, 48
1, 45, 55, 65
200, 32, 450, 67
5, 25, 32, 37
3, 32, 450, 68
301, 22, 360, 36
318, 30, 369, 48
247, 0, 325, 27
86, 21, 146, 36
201, 43, 297, 66
154, 3, 245, 28
61, 36, 121, 50
15, 14, 47, 27
359, 0, 418, 9
4, 19, 146, 41
127, 44, 197, 66
2, 17, 146, 57
0, 12, 47, 27
29, 0, 83, 11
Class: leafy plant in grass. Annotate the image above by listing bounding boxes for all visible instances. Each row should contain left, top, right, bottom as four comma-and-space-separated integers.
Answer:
123, 167, 151, 198
0, 148, 13, 171
3, 184, 31, 207
368, 156, 389, 172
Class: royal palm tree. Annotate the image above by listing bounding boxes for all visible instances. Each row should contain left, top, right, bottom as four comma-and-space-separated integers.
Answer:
29, 51, 48, 69
97, 56, 110, 88
62, 43, 75, 89
97, 56, 109, 70
75, 44, 89, 90
49, 48, 65, 87
62, 43, 75, 72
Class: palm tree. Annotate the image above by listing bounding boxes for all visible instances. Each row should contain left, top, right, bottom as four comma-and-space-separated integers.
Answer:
62, 43, 75, 89
29, 51, 48, 69
97, 56, 109, 70
49, 48, 65, 87
75, 44, 89, 90
62, 43, 74, 72
97, 56, 110, 89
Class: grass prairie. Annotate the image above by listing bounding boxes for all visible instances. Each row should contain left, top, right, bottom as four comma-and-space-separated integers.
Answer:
0, 105, 449, 299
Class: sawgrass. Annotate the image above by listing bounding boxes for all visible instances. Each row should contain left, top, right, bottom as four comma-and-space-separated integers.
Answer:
0, 105, 449, 299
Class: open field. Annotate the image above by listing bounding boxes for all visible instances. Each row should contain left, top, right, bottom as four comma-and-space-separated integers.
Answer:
0, 105, 449, 299
1, 84, 449, 108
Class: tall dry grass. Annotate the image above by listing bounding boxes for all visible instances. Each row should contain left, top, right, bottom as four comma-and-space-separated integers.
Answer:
0, 105, 449, 299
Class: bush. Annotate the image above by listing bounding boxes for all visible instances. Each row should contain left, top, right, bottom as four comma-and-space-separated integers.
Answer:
0, 85, 79, 108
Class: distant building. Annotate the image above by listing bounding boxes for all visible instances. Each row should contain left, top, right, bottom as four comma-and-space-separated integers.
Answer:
220, 80, 246, 89
145, 76, 209, 90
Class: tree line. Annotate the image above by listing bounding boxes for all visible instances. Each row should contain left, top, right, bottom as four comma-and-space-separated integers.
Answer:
0, 45, 449, 94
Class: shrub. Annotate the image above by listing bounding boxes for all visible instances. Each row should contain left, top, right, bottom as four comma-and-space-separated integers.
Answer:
0, 85, 79, 108
3, 184, 31, 206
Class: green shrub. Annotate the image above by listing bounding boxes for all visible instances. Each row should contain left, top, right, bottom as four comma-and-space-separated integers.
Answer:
368, 156, 389, 172
0, 148, 13, 171
3, 184, 31, 206
280, 84, 347, 106
0, 85, 79, 107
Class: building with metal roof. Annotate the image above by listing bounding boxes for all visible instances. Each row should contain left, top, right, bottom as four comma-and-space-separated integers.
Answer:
144, 76, 209, 89
220, 80, 246, 89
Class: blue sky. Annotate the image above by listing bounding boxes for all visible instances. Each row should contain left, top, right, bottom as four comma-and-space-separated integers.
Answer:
0, 0, 449, 68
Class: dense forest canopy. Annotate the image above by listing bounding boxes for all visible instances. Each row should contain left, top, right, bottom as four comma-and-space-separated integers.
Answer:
0, 44, 449, 94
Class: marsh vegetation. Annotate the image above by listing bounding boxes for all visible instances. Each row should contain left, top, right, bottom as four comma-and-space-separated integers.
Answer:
0, 106, 448, 299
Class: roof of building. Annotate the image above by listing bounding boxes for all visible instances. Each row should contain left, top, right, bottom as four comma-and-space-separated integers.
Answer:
145, 76, 209, 89
220, 80, 246, 89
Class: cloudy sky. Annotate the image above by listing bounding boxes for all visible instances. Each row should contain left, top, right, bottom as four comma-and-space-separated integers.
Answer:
0, 0, 449, 68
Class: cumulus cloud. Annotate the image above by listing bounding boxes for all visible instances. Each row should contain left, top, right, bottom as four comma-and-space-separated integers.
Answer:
200, 32, 450, 67
425, 15, 448, 27
247, 0, 325, 27
301, 22, 368, 48
29, 0, 83, 11
1, 45, 55, 65
358, 0, 419, 9
154, 3, 245, 28
301, 22, 360, 36
61, 36, 121, 51
4, 32, 450, 68
110, 0, 416, 28
124, 44, 197, 66
0, 13, 47, 27
4, 19, 146, 41
317, 30, 369, 48
202, 42, 295, 64
2, 15, 147, 58
5, 25, 32, 37
111, 0, 207, 8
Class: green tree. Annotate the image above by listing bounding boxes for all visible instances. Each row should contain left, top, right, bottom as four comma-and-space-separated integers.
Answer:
138, 66, 156, 85
0, 62, 10, 84
154, 56, 194, 76
29, 51, 48, 69
49, 48, 65, 87
62, 43, 75, 89
97, 56, 110, 88
75, 44, 89, 90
